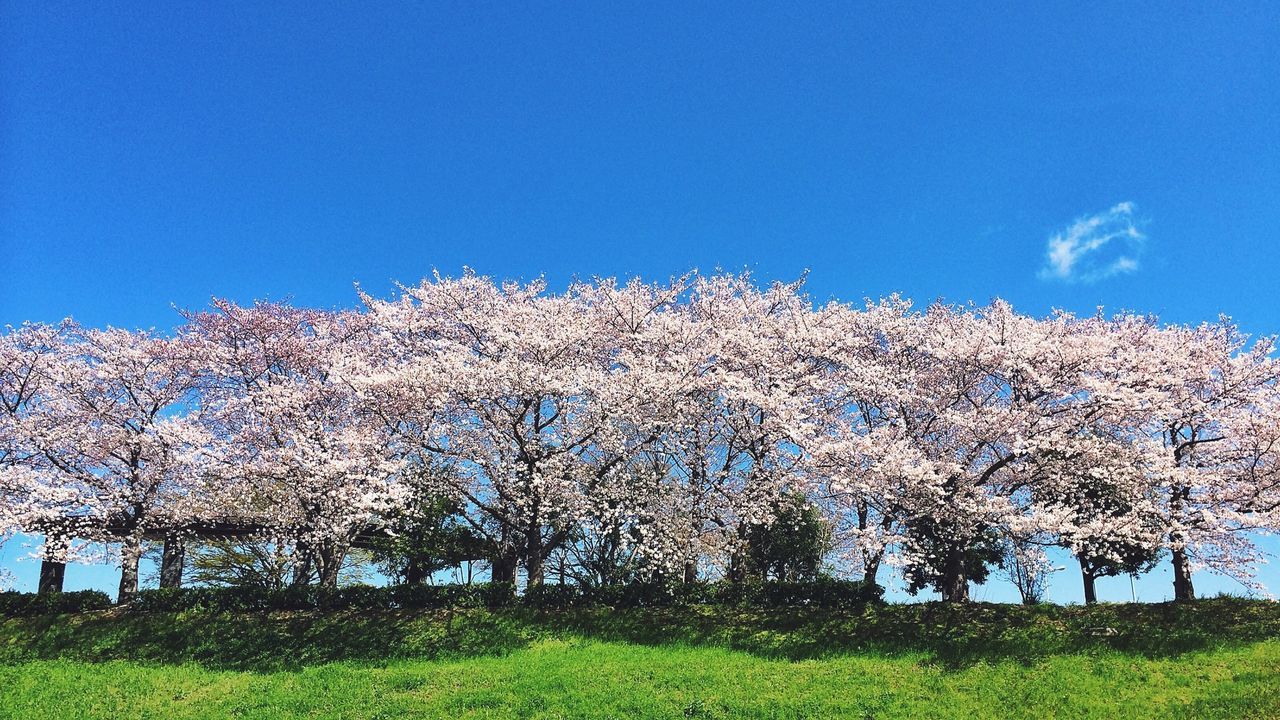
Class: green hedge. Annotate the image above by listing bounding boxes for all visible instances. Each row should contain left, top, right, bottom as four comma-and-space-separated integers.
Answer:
122, 578, 881, 614
526, 578, 884, 609
2, 579, 883, 616
125, 582, 519, 613
0, 590, 113, 616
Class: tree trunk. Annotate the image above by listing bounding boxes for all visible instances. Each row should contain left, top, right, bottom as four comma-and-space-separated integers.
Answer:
683, 560, 698, 584
117, 534, 142, 604
318, 563, 340, 588
862, 554, 881, 588
862, 512, 893, 592
940, 547, 968, 603
291, 540, 314, 587
1080, 559, 1098, 605
38, 560, 66, 595
490, 548, 517, 583
39, 534, 69, 595
403, 556, 427, 586
1171, 547, 1195, 601
1168, 481, 1195, 602
524, 542, 545, 588
317, 544, 345, 588
159, 535, 185, 589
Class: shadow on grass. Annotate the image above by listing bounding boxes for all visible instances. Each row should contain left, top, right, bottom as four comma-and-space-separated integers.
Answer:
548, 598, 1280, 668
2, 597, 1277, 672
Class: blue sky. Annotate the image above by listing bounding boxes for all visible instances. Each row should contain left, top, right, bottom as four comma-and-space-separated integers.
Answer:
2, 2, 1278, 602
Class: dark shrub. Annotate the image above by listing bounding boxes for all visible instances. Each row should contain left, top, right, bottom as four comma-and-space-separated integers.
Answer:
524, 583, 586, 608
125, 581, 520, 614
69, 578, 881, 615
0, 590, 113, 616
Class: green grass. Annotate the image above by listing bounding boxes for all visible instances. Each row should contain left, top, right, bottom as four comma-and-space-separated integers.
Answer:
2, 599, 1278, 719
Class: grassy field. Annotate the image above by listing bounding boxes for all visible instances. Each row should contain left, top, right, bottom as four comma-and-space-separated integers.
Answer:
1, 599, 1278, 719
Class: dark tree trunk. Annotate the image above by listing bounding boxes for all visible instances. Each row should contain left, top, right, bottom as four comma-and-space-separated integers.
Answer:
1080, 559, 1098, 605
1171, 547, 1195, 601
863, 563, 879, 587
860, 510, 893, 593
38, 560, 66, 595
317, 544, 345, 588
862, 553, 881, 588
1168, 480, 1195, 602
39, 534, 68, 594
291, 540, 314, 587
490, 548, 517, 583
403, 556, 427, 586
159, 535, 185, 589
857, 501, 878, 588
524, 539, 545, 588
117, 534, 142, 604
940, 547, 968, 603
684, 511, 704, 585
318, 564, 340, 588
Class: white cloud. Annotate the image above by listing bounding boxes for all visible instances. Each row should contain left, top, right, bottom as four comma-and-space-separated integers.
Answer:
1039, 202, 1145, 283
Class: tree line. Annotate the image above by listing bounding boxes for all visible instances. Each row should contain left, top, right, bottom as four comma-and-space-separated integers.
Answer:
2, 272, 1278, 603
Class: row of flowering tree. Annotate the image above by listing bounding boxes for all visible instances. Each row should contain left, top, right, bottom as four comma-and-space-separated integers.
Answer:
2, 272, 1278, 603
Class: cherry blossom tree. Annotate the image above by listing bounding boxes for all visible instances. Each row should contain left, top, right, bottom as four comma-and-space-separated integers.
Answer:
619, 274, 824, 582
1031, 433, 1162, 604
807, 300, 1146, 601
358, 274, 630, 585
1, 324, 60, 578
1, 324, 68, 546
1000, 539, 1057, 605
358, 272, 822, 585
582, 273, 835, 584
794, 296, 918, 589
1104, 316, 1280, 599
185, 300, 405, 587
1, 323, 205, 601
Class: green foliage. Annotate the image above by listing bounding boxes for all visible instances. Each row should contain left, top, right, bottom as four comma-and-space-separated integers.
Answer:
1076, 525, 1163, 583
185, 539, 297, 589
125, 582, 520, 613
120, 579, 881, 615
740, 492, 832, 581
900, 520, 1004, 595
1048, 461, 1164, 582
0, 590, 112, 617
0, 579, 881, 618
523, 578, 883, 609
367, 474, 490, 585
185, 539, 375, 589
714, 577, 884, 608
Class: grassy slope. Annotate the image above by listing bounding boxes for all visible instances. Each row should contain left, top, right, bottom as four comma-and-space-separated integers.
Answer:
2, 599, 1278, 719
